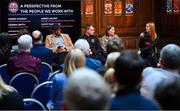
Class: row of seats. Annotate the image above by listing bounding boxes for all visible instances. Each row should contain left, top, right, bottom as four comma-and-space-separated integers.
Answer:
8, 83, 47, 110
11, 73, 52, 110
4, 72, 52, 110
0, 62, 60, 110
0, 62, 53, 84
9, 72, 52, 105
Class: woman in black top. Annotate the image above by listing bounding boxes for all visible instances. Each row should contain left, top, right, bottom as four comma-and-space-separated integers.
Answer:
138, 22, 159, 66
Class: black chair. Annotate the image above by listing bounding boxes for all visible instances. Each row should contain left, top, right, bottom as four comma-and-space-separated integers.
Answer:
0, 64, 10, 83
31, 81, 52, 109
23, 98, 46, 110
9, 72, 39, 98
39, 62, 53, 83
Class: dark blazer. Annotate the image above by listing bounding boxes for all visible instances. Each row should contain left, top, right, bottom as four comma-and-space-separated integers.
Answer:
31, 43, 53, 65
7, 52, 41, 78
79, 34, 103, 56
79, 34, 106, 63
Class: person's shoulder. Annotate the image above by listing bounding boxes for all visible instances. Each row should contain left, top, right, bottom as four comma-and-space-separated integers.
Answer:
139, 95, 160, 109
41, 47, 53, 54
79, 34, 86, 39
53, 73, 67, 82
114, 34, 120, 38
143, 67, 155, 76
101, 35, 107, 38
46, 34, 55, 38
61, 33, 71, 39
9, 54, 18, 61
61, 33, 68, 36
29, 54, 41, 62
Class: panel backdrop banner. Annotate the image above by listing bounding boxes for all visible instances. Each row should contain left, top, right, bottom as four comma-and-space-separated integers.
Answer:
0, 0, 81, 43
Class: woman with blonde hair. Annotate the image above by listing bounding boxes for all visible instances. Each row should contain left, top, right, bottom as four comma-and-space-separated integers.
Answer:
0, 75, 23, 109
47, 49, 86, 110
104, 52, 120, 94
105, 52, 121, 71
138, 22, 159, 66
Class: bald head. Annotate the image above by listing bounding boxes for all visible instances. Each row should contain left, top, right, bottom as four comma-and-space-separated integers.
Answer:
32, 30, 43, 43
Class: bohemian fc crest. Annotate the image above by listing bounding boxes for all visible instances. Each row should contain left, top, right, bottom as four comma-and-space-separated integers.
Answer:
8, 1, 19, 13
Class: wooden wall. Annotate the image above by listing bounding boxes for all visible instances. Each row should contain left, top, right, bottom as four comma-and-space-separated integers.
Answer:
81, 0, 155, 49
154, 0, 180, 47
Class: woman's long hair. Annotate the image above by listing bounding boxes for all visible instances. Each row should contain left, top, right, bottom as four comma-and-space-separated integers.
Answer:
0, 75, 13, 98
147, 22, 157, 40
63, 49, 85, 76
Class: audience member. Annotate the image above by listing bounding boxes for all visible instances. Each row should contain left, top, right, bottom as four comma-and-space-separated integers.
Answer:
97, 37, 124, 75
138, 22, 159, 67
99, 26, 121, 52
154, 77, 180, 110
74, 39, 102, 70
141, 44, 180, 100
111, 50, 159, 110
64, 68, 111, 110
0, 75, 23, 110
12, 29, 31, 53
104, 68, 117, 95
31, 30, 53, 65
17, 29, 31, 37
103, 52, 120, 94
7, 34, 41, 78
47, 49, 85, 110
0, 32, 11, 65
79, 24, 105, 63
106, 36, 124, 54
105, 52, 120, 71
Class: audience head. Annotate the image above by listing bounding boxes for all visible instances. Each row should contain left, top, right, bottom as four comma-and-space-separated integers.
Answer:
64, 68, 111, 110
104, 68, 117, 93
105, 26, 115, 36
17, 34, 33, 52
159, 44, 180, 70
18, 29, 30, 37
106, 37, 124, 54
105, 52, 120, 71
0, 32, 11, 55
32, 30, 43, 43
146, 22, 157, 39
63, 49, 85, 76
85, 24, 95, 36
74, 39, 90, 56
114, 50, 145, 88
155, 77, 180, 110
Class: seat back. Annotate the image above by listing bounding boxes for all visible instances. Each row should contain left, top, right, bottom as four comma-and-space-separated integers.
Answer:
23, 98, 46, 110
40, 62, 52, 83
48, 70, 59, 81
31, 81, 52, 108
0, 64, 10, 83
9, 72, 39, 98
